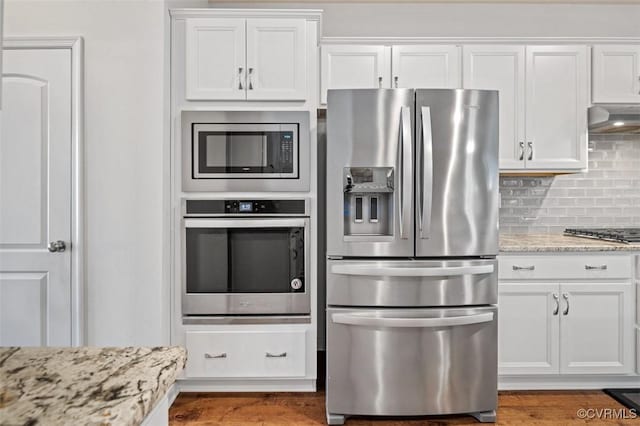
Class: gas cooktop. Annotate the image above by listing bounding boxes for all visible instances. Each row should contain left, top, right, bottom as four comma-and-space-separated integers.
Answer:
564, 228, 640, 244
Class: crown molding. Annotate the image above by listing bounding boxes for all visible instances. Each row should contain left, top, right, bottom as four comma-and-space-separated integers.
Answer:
321, 36, 640, 44
170, 8, 323, 20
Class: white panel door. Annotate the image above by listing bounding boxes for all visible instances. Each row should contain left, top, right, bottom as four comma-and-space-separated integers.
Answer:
320, 45, 390, 104
246, 18, 306, 101
560, 282, 634, 375
498, 282, 560, 375
391, 45, 461, 89
0, 48, 72, 346
185, 18, 246, 100
592, 45, 640, 103
525, 46, 588, 170
463, 45, 526, 170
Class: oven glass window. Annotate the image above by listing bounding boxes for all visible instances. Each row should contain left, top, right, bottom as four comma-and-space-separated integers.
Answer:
196, 130, 296, 175
186, 227, 304, 293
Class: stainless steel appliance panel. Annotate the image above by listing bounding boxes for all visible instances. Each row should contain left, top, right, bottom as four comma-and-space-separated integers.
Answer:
327, 306, 498, 416
415, 89, 499, 257
327, 258, 497, 307
326, 89, 415, 257
182, 111, 310, 192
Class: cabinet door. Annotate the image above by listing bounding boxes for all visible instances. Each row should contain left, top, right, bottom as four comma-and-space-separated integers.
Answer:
391, 45, 461, 89
525, 46, 588, 170
320, 45, 390, 104
593, 45, 640, 103
498, 282, 560, 375
560, 282, 634, 375
246, 18, 306, 101
185, 18, 246, 100
463, 45, 526, 170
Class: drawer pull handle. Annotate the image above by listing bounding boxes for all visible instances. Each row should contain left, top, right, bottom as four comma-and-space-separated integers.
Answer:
562, 293, 570, 316
552, 293, 559, 316
585, 264, 607, 270
204, 352, 227, 359
266, 352, 287, 358
512, 265, 535, 271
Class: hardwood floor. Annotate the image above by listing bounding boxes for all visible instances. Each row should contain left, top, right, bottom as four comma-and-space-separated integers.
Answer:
169, 391, 636, 425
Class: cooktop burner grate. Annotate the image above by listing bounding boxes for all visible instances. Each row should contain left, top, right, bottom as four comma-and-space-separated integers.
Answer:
564, 228, 640, 244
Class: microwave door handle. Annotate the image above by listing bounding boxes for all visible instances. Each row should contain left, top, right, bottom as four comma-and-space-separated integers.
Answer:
399, 106, 412, 240
332, 312, 494, 328
420, 106, 433, 239
262, 134, 268, 168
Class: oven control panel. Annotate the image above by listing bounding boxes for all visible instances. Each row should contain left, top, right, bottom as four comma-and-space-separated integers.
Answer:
185, 199, 307, 216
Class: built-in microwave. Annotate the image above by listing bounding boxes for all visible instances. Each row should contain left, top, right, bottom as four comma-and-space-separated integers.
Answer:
182, 111, 310, 192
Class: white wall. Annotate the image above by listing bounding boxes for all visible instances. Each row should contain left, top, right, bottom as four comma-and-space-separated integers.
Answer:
4, 0, 168, 346
212, 2, 640, 37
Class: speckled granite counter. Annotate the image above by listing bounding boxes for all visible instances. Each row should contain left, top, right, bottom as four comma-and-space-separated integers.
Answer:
500, 233, 640, 252
0, 346, 186, 426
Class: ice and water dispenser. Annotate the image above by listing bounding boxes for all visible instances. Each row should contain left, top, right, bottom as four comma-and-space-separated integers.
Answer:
343, 167, 394, 236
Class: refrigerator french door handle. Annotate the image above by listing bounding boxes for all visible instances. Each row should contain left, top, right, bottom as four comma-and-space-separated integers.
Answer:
419, 106, 433, 239
330, 264, 494, 277
332, 312, 494, 328
399, 106, 412, 240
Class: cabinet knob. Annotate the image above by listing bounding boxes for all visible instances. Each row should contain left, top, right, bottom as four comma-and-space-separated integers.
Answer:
238, 67, 244, 90
378, 76, 383, 88
394, 76, 399, 88
527, 141, 533, 161
265, 352, 287, 358
248, 67, 254, 90
552, 293, 559, 316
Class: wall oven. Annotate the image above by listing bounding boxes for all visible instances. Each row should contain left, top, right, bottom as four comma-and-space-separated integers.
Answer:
182, 111, 310, 192
182, 199, 310, 318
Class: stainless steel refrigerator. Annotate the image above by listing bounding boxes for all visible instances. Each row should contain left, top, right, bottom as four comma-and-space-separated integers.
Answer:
325, 89, 499, 425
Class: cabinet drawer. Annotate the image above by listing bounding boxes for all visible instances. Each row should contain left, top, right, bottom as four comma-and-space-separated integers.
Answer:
186, 330, 306, 378
498, 255, 632, 280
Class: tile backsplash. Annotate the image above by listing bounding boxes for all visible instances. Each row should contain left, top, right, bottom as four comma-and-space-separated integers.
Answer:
499, 135, 640, 234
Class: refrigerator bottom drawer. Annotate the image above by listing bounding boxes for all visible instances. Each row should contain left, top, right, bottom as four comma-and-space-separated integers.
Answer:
326, 306, 497, 417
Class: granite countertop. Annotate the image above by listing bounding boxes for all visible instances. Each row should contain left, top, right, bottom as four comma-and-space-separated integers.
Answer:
500, 233, 640, 252
0, 346, 186, 426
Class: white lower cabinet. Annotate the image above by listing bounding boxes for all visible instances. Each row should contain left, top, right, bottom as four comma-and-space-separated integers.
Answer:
560, 283, 634, 375
498, 283, 560, 375
186, 329, 307, 378
498, 255, 636, 381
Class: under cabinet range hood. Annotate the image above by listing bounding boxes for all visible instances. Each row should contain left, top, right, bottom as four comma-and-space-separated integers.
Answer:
588, 104, 640, 134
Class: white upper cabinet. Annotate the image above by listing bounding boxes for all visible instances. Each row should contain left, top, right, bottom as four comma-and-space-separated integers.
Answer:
391, 45, 461, 89
320, 45, 390, 104
463, 44, 588, 172
525, 46, 588, 171
246, 18, 306, 100
463, 45, 526, 170
185, 18, 246, 100
185, 17, 307, 101
592, 45, 640, 103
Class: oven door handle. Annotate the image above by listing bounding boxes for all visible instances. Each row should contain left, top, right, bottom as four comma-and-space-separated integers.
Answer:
184, 218, 307, 228
332, 312, 494, 328
330, 264, 493, 277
